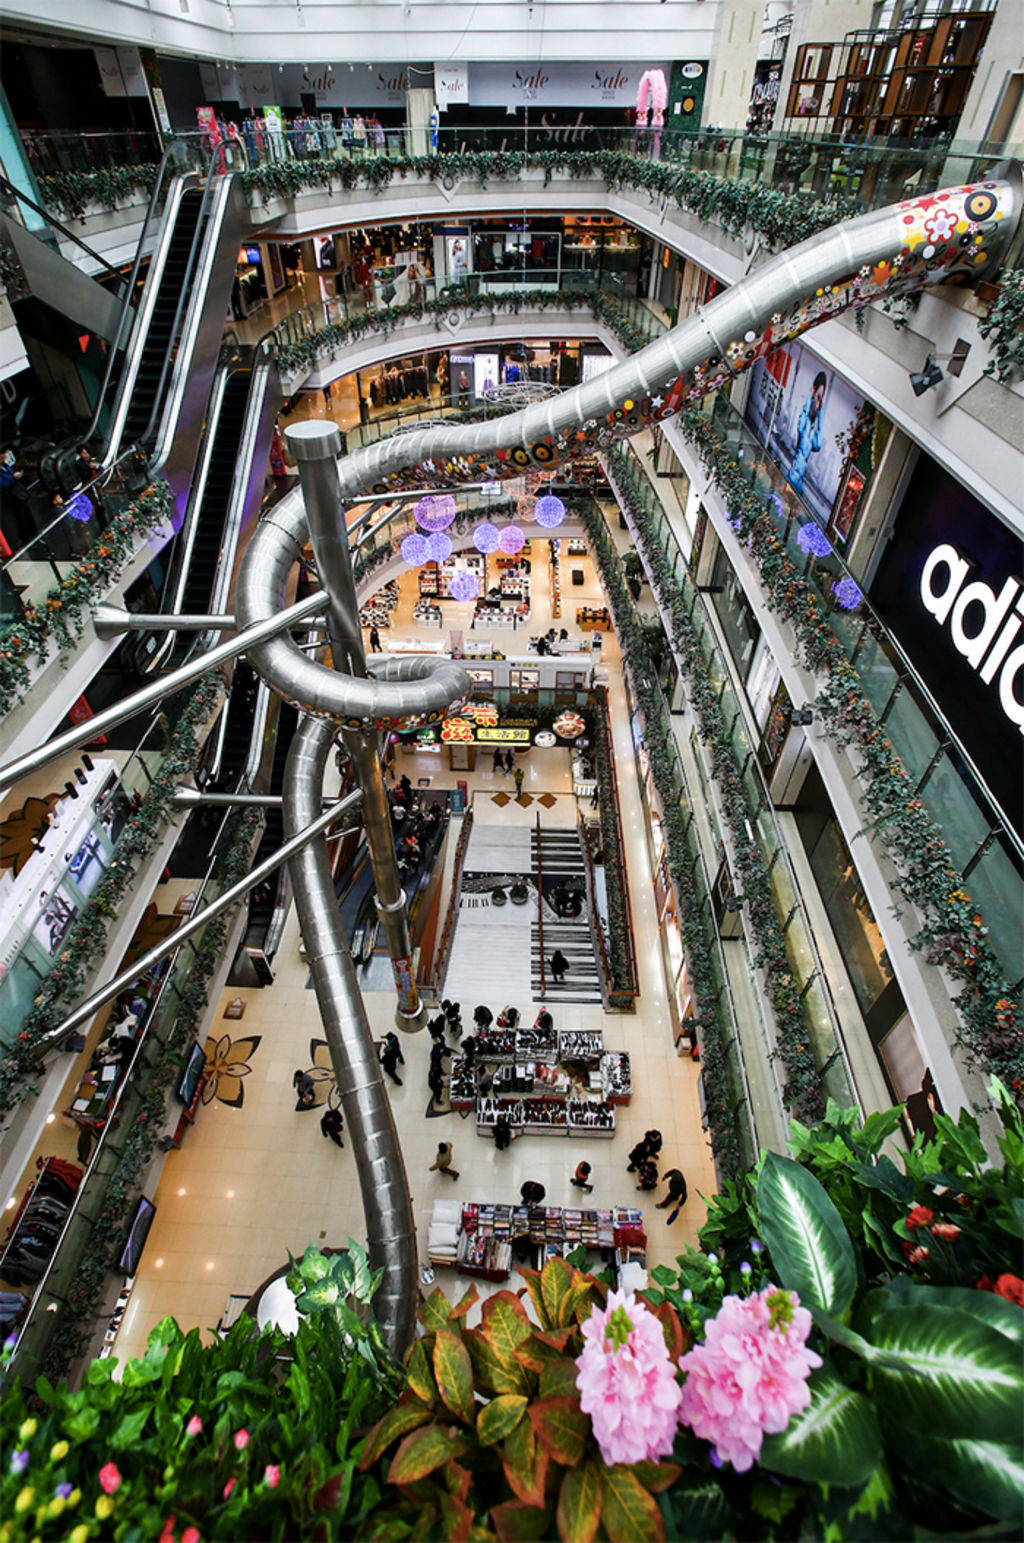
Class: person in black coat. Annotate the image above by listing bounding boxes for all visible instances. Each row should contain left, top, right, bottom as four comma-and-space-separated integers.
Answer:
550, 949, 568, 983
380, 1032, 404, 1086
474, 1004, 493, 1031
493, 1114, 512, 1151
657, 1168, 688, 1221
320, 1107, 345, 1148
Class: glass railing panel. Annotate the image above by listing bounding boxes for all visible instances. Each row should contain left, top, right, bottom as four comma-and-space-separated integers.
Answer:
882, 683, 942, 787
965, 841, 1024, 991
847, 628, 897, 719
920, 754, 996, 877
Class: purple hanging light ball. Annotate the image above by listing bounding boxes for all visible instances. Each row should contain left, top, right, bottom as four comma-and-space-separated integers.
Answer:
534, 494, 566, 529
450, 571, 480, 602
427, 530, 453, 562
832, 576, 863, 611
797, 523, 833, 558
499, 525, 525, 555
400, 531, 430, 567
414, 493, 457, 532
474, 521, 500, 554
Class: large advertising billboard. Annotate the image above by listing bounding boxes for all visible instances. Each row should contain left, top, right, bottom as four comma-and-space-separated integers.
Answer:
870, 452, 1024, 840
745, 339, 866, 527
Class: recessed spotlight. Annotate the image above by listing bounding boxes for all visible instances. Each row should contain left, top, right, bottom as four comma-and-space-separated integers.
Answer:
46, 1113, 55, 1125
177, 1187, 187, 1197
4, 1196, 15, 1210
155, 1258, 164, 1268
206, 1261, 215, 1271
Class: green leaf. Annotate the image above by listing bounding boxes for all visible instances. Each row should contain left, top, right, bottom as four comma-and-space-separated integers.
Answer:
904, 1285, 1023, 1345
490, 1501, 550, 1542
503, 1417, 548, 1507
421, 1289, 453, 1333
407, 1338, 439, 1405
757, 1151, 857, 1317
360, 1401, 433, 1469
477, 1394, 528, 1445
109, 1406, 150, 1449
760, 1365, 880, 1486
540, 1256, 578, 1329
556, 1461, 603, 1543
433, 1329, 476, 1425
897, 1430, 1024, 1524
538, 1359, 579, 1402
600, 1466, 664, 1542
869, 1304, 1024, 1441
466, 1327, 531, 1397
528, 1396, 588, 1467
388, 1423, 468, 1485
289, 1362, 312, 1418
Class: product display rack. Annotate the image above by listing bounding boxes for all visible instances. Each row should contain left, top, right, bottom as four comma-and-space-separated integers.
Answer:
428, 1199, 647, 1283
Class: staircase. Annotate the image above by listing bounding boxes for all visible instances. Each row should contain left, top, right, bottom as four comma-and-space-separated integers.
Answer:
530, 827, 603, 1005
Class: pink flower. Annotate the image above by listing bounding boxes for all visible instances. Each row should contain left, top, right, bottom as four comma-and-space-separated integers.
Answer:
185, 1416, 203, 1438
264, 1465, 280, 1488
677, 1286, 822, 1472
932, 1223, 961, 1242
233, 1429, 249, 1452
158, 1517, 176, 1543
98, 1463, 122, 1495
909, 1245, 930, 1264
181, 1529, 200, 1543
574, 1289, 682, 1465
222, 1477, 236, 1500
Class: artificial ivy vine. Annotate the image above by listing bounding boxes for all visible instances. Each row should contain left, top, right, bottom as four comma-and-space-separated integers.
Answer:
0, 677, 224, 1116
37, 806, 265, 1384
978, 269, 1024, 382
0, 481, 174, 715
676, 411, 1022, 1103
34, 165, 159, 221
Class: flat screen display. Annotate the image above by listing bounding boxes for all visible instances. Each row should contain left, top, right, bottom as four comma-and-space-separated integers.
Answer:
177, 1042, 207, 1106
118, 1196, 156, 1275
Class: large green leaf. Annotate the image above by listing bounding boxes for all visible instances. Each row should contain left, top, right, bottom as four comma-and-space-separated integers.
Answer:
387, 1423, 468, 1484
477, 1394, 528, 1446
528, 1396, 588, 1467
757, 1151, 857, 1316
898, 1429, 1024, 1525
557, 1461, 603, 1543
433, 1329, 475, 1425
894, 1285, 1023, 1346
760, 1365, 880, 1486
663, 1475, 733, 1541
600, 1467, 664, 1543
869, 1304, 1024, 1441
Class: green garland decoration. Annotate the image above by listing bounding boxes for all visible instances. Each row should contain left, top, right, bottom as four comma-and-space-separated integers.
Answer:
577, 493, 755, 1175
241, 150, 855, 254
676, 410, 1022, 1103
978, 269, 1024, 382
0, 480, 174, 716
601, 446, 825, 1126
0, 677, 224, 1116
35, 165, 159, 221
276, 284, 648, 379
37, 806, 265, 1384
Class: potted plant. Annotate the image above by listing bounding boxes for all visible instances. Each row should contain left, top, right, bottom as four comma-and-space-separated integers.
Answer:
510, 881, 529, 905
490, 886, 507, 906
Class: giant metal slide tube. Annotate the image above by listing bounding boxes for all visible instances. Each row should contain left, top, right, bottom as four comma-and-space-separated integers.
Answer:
235, 173, 1021, 1354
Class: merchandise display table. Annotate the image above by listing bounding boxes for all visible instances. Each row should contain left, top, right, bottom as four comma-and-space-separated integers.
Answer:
427, 1198, 647, 1283
450, 1028, 629, 1136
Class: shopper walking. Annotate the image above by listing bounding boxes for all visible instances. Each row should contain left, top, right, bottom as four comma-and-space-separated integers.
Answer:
634, 1157, 659, 1192
292, 1069, 316, 1110
657, 1168, 688, 1222
493, 1114, 512, 1151
493, 748, 504, 775
570, 1160, 594, 1193
369, 625, 382, 653
429, 1142, 459, 1180
504, 749, 515, 775
550, 949, 569, 983
474, 1004, 493, 1031
320, 1107, 345, 1148
513, 765, 525, 796
627, 1129, 662, 1173
379, 1031, 404, 1086
520, 1180, 546, 1205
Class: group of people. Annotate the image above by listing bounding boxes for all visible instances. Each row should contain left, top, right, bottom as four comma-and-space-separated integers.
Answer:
628, 1129, 688, 1222
389, 774, 444, 880
491, 747, 526, 796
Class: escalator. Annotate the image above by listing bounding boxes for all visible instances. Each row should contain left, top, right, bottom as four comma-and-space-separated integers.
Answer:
119, 185, 205, 449
244, 699, 300, 967
178, 365, 251, 621
214, 662, 263, 791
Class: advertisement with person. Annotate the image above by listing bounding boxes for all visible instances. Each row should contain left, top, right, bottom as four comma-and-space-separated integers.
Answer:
745, 339, 866, 527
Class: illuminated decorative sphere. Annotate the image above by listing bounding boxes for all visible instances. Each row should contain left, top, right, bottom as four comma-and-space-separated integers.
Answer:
400, 531, 430, 566
426, 531, 453, 562
499, 525, 525, 555
797, 523, 832, 558
66, 492, 94, 523
414, 493, 457, 531
474, 521, 500, 554
832, 576, 863, 611
534, 494, 566, 529
450, 571, 479, 602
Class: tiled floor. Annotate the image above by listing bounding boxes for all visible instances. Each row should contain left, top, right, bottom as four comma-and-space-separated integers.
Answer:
113, 541, 718, 1363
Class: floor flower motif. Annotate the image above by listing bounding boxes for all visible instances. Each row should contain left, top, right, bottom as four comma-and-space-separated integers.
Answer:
306, 1039, 341, 1109
201, 1033, 262, 1108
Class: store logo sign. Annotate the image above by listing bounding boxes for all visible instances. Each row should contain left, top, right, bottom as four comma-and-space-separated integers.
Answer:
920, 543, 1024, 731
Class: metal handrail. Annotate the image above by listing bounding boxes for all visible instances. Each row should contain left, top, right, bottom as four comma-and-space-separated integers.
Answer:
0, 174, 128, 290
593, 684, 641, 998
431, 804, 474, 993
576, 807, 616, 1009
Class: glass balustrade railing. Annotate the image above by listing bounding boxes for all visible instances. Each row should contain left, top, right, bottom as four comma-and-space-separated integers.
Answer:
697, 392, 1023, 989
4, 810, 263, 1388
607, 442, 860, 1112
18, 122, 1013, 226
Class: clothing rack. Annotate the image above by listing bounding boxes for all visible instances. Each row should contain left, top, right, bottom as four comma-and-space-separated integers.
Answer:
0, 1157, 83, 1288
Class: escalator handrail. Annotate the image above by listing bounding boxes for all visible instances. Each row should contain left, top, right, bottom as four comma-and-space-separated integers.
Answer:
137, 138, 247, 459
0, 173, 128, 291
83, 137, 210, 465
